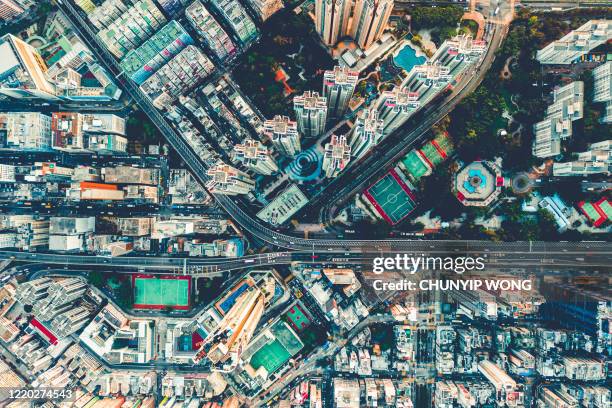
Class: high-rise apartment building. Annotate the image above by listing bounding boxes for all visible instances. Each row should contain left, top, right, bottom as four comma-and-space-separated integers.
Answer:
294, 91, 328, 140
0, 112, 52, 150
350, 0, 394, 50
323, 134, 351, 178
349, 107, 384, 159
195, 287, 266, 371
233, 139, 279, 175
31, 278, 88, 321
206, 162, 256, 195
185, 0, 237, 61
315, 0, 352, 46
248, 0, 284, 22
323, 66, 358, 121
210, 0, 258, 46
435, 34, 486, 78
93, 0, 167, 59
14, 277, 54, 304
478, 360, 522, 406
374, 87, 420, 135
264, 115, 301, 156
0, 34, 57, 100
401, 62, 452, 108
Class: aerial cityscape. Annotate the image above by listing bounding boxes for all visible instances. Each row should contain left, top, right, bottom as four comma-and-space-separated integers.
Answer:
0, 0, 609, 407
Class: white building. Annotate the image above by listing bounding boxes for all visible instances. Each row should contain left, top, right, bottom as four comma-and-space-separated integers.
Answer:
0, 112, 52, 150
349, 107, 384, 159
323, 66, 358, 121
322, 134, 351, 178
264, 115, 301, 156
294, 91, 328, 140
374, 87, 420, 135
233, 139, 279, 175
533, 81, 584, 158
593, 61, 611, 123
536, 20, 611, 65
553, 140, 611, 176
0, 164, 16, 182
48, 216, 95, 252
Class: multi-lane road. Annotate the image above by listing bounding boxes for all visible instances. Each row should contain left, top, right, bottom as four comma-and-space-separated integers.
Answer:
2, 239, 610, 274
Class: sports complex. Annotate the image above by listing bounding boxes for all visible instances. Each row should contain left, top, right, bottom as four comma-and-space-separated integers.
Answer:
363, 169, 418, 225
132, 274, 191, 310
244, 320, 304, 377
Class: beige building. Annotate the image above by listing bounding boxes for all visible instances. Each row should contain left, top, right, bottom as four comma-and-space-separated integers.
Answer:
117, 217, 154, 236
195, 288, 266, 371
248, 0, 283, 21
315, 0, 352, 46
350, 0, 394, 50
102, 166, 159, 185
314, 0, 394, 50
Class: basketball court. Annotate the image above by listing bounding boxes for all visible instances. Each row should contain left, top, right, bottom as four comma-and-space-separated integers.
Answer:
286, 304, 311, 332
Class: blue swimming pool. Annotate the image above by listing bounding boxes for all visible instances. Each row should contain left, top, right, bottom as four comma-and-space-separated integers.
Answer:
393, 44, 426, 73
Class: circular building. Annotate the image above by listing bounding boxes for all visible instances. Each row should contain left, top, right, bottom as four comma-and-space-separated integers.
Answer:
453, 160, 503, 207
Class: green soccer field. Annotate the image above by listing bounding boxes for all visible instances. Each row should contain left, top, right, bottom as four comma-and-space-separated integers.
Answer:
133, 277, 189, 307
368, 174, 416, 224
249, 339, 292, 374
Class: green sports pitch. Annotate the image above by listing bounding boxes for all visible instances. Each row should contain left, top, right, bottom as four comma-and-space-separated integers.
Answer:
132, 275, 190, 310
248, 321, 304, 375
249, 339, 292, 374
364, 169, 417, 225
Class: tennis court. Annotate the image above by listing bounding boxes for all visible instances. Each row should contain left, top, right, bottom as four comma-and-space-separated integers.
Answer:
364, 169, 417, 225
132, 275, 190, 310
